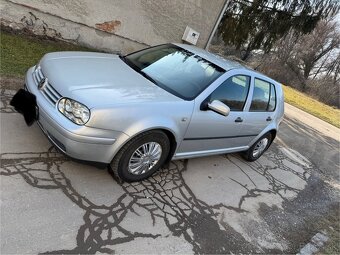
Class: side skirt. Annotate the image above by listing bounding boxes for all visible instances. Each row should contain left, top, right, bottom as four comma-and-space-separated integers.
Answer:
172, 146, 249, 160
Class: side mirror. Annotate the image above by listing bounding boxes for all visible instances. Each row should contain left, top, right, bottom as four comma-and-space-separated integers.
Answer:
208, 100, 230, 116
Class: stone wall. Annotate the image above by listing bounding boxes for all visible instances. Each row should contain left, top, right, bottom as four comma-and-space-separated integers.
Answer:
0, 0, 225, 54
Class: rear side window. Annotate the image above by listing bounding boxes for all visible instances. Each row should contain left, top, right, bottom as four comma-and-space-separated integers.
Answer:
209, 75, 250, 111
250, 78, 276, 111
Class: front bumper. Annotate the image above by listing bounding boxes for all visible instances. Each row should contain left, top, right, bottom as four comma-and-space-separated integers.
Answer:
25, 67, 126, 163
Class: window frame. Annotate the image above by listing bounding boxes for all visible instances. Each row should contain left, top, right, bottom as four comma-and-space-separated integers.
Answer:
249, 77, 277, 112
204, 74, 251, 112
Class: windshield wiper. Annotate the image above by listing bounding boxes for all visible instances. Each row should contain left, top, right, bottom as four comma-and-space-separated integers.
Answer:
138, 70, 159, 85
120, 56, 158, 85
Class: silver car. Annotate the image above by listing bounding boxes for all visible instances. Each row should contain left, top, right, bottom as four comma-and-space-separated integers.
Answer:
11, 44, 284, 182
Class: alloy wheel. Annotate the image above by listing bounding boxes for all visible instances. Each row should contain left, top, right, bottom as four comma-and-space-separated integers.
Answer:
252, 137, 269, 158
128, 142, 162, 175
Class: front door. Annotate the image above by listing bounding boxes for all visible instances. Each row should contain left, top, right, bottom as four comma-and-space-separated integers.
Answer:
177, 74, 254, 156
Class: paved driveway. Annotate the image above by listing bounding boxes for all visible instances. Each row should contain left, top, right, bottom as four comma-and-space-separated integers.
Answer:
1, 89, 339, 254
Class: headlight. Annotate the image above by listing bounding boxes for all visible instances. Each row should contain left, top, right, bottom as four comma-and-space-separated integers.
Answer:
58, 98, 90, 125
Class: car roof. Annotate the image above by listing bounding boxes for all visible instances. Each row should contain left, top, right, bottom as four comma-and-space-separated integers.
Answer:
174, 43, 248, 71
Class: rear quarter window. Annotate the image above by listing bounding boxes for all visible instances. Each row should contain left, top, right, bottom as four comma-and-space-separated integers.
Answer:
267, 84, 276, 111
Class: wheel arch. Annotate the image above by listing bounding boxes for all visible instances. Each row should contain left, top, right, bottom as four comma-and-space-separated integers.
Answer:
110, 127, 178, 164
268, 129, 277, 145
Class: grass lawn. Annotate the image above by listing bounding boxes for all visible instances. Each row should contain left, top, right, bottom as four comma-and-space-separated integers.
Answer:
1, 30, 92, 77
283, 85, 340, 128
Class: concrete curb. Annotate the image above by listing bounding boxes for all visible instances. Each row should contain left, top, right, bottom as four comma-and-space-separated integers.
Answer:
297, 231, 329, 255
284, 103, 340, 142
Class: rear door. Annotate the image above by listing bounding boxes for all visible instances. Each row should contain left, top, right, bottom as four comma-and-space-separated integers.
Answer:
241, 77, 277, 143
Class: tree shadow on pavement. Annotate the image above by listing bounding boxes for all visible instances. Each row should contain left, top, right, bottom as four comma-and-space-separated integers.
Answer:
1, 144, 315, 254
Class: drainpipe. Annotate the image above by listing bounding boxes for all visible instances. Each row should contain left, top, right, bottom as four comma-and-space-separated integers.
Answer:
205, 0, 231, 50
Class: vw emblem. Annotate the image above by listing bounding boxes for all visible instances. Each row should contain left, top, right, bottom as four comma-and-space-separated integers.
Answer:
38, 78, 47, 90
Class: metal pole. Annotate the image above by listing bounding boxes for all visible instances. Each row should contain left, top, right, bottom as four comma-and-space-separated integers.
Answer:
205, 0, 231, 50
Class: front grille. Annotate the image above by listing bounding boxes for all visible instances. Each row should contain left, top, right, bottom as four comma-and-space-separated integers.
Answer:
33, 66, 62, 105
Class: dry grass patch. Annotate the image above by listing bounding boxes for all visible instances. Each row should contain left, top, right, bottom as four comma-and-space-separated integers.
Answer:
283, 85, 340, 128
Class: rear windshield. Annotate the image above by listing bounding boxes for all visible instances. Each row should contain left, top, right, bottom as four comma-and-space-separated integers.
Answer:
124, 44, 225, 100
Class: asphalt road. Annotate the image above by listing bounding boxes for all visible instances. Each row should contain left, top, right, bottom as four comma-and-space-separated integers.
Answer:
1, 88, 339, 254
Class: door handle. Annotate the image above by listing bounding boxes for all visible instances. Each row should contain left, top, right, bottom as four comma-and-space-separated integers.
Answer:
235, 117, 243, 123
266, 117, 272, 122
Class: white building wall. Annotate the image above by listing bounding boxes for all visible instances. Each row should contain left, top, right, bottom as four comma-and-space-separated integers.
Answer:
1, 0, 225, 53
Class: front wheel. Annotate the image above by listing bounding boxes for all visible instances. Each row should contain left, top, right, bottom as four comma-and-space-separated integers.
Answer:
241, 133, 272, 161
110, 130, 170, 182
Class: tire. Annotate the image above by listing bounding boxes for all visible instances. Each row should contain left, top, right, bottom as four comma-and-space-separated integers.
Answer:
241, 132, 272, 162
110, 130, 170, 182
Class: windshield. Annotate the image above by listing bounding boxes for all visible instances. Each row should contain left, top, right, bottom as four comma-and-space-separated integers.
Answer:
124, 44, 225, 100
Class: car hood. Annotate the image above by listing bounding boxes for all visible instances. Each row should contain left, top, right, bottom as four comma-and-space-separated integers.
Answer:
39, 52, 181, 108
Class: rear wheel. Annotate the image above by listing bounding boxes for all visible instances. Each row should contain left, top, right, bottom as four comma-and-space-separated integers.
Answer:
110, 130, 170, 182
241, 133, 272, 161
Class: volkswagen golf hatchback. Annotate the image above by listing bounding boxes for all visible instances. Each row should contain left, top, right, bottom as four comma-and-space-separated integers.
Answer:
11, 43, 284, 182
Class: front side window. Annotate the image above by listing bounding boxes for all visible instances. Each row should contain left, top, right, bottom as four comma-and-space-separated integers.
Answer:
250, 78, 276, 111
124, 44, 225, 100
209, 75, 250, 111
